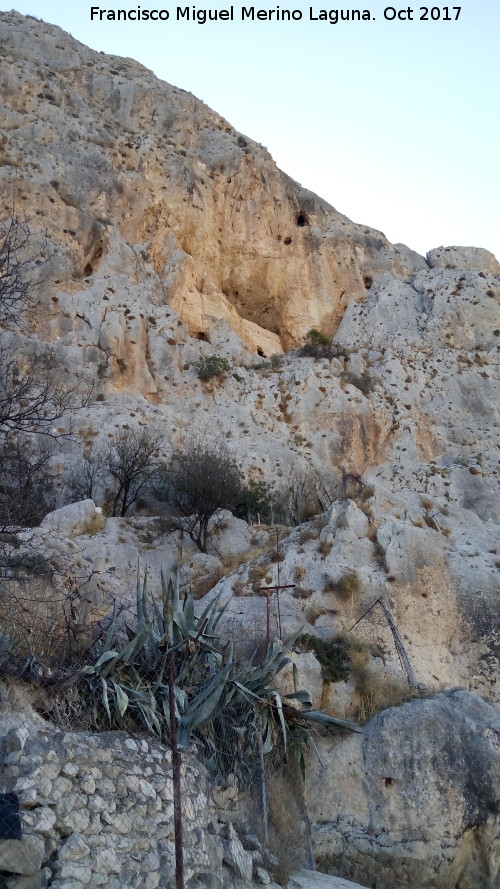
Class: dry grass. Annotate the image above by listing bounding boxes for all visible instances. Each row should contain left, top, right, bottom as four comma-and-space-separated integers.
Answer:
357, 676, 419, 722
326, 570, 361, 601
319, 539, 333, 558
294, 565, 306, 582
266, 764, 310, 883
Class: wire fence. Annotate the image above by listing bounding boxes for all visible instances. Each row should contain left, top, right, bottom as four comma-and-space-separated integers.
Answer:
0, 572, 313, 889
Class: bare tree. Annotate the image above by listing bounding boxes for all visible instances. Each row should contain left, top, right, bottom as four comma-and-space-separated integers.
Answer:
0, 434, 55, 530
0, 203, 44, 326
0, 201, 91, 576
167, 437, 244, 553
65, 445, 107, 503
105, 427, 164, 517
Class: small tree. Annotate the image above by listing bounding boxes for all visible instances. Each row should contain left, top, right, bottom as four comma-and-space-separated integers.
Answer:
66, 445, 107, 503
195, 355, 232, 381
235, 479, 276, 524
0, 200, 91, 574
298, 329, 332, 358
104, 427, 164, 517
167, 437, 244, 553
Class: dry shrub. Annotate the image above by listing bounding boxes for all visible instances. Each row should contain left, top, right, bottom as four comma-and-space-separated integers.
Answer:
294, 565, 306, 582
266, 763, 311, 883
248, 563, 268, 584
357, 676, 418, 722
327, 570, 361, 601
319, 539, 333, 558
270, 551, 285, 563
0, 575, 99, 673
232, 580, 246, 596
299, 527, 317, 543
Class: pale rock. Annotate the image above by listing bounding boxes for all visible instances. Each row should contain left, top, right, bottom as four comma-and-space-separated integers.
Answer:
223, 825, 254, 882
6, 870, 51, 889
94, 848, 121, 874
38, 501, 105, 539
288, 871, 371, 889
426, 245, 500, 274
0, 835, 45, 875
306, 691, 500, 889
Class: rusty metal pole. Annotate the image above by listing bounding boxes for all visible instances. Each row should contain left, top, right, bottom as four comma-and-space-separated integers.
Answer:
168, 650, 184, 889
266, 591, 271, 650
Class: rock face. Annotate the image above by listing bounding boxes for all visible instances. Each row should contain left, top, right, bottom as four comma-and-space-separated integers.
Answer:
0, 10, 425, 360
0, 14, 499, 889
305, 690, 500, 889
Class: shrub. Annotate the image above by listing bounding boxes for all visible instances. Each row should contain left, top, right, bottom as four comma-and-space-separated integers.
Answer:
327, 570, 361, 600
166, 436, 244, 552
195, 355, 232, 381
298, 634, 350, 683
343, 371, 375, 395
298, 329, 332, 358
235, 479, 276, 524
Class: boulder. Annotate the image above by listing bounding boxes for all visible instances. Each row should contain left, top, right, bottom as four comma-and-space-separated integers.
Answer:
289, 871, 372, 889
305, 690, 500, 889
426, 246, 500, 274
38, 500, 105, 539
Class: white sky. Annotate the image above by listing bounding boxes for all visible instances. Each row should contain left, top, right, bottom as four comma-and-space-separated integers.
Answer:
6, 0, 500, 258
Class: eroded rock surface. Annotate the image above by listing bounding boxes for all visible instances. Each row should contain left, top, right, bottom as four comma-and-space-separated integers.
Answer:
306, 690, 500, 889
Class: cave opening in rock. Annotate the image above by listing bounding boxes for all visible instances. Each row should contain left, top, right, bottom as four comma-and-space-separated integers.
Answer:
296, 213, 308, 227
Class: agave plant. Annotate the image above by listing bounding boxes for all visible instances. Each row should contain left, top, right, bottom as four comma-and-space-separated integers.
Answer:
80, 567, 360, 782
80, 567, 231, 741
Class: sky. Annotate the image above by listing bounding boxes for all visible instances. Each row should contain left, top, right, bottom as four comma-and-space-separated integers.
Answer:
6, 0, 500, 259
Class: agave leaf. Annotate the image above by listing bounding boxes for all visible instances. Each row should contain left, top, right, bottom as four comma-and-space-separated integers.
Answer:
283, 689, 313, 704
174, 685, 188, 714
136, 565, 144, 631
161, 568, 174, 647
137, 703, 162, 737
152, 652, 169, 694
173, 608, 188, 639
100, 677, 111, 722
269, 690, 287, 752
141, 568, 149, 627
179, 661, 233, 738
298, 709, 362, 732
152, 596, 164, 637
112, 681, 129, 718
101, 605, 117, 654
120, 622, 153, 663
183, 592, 195, 633
93, 650, 120, 671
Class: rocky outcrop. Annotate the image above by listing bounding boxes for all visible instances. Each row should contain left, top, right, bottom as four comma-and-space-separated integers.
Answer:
0, 10, 426, 361
305, 690, 500, 889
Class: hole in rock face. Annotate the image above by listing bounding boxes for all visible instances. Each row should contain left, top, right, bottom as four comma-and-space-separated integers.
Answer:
296, 213, 308, 227
363, 276, 373, 290
196, 331, 208, 341
384, 778, 395, 787
284, 237, 292, 246
84, 264, 93, 276
257, 349, 264, 357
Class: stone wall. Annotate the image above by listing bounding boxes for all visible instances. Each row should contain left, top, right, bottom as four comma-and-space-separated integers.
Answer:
0, 697, 272, 889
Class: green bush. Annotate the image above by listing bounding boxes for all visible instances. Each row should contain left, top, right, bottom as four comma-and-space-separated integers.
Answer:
235, 479, 276, 523
298, 329, 333, 358
195, 355, 232, 381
